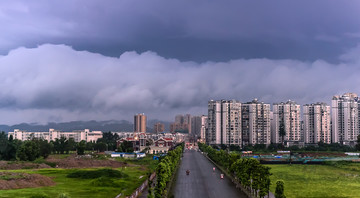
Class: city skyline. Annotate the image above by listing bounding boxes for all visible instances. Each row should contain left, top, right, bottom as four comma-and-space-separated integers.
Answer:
1, 1, 360, 125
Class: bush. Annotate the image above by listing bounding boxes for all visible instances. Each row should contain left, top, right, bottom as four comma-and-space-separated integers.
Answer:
67, 168, 127, 179
58, 193, 70, 198
33, 157, 57, 168
90, 176, 120, 187
30, 193, 50, 198
275, 180, 286, 198
44, 161, 57, 168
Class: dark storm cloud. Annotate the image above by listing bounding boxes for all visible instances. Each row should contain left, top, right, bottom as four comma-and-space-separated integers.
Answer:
1, 44, 360, 124
1, 1, 360, 124
0, 0, 360, 61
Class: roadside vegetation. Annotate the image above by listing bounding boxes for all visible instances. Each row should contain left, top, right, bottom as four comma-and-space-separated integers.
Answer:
199, 143, 273, 198
146, 143, 184, 198
217, 141, 359, 154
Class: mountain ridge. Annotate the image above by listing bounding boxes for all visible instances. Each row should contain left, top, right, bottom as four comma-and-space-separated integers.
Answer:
0, 120, 172, 133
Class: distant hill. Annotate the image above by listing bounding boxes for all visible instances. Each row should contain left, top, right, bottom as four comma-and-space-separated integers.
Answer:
0, 119, 172, 133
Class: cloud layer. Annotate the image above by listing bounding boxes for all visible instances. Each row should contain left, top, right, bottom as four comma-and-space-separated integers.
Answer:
0, 1, 360, 62
1, 44, 360, 124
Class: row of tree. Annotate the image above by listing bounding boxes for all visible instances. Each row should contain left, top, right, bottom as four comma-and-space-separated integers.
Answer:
199, 143, 285, 198
0, 132, 18, 160
152, 143, 184, 198
216, 138, 360, 153
230, 158, 271, 197
0, 131, 136, 161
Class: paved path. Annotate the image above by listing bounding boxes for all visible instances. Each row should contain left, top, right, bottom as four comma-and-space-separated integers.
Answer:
173, 149, 248, 198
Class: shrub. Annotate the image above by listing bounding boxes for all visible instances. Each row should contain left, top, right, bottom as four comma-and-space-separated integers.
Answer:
58, 193, 70, 198
275, 180, 286, 198
90, 176, 120, 187
67, 168, 127, 179
30, 193, 50, 198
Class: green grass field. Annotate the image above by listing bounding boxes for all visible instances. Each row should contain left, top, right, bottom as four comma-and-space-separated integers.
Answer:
267, 163, 360, 198
0, 156, 158, 198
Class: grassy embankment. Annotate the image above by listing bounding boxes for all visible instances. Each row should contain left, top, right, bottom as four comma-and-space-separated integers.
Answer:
0, 155, 158, 198
267, 162, 360, 197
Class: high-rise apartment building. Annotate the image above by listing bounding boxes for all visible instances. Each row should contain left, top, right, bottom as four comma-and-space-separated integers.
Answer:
134, 113, 147, 132
272, 100, 301, 144
207, 100, 241, 145
242, 99, 271, 146
153, 122, 165, 133
175, 115, 184, 124
331, 93, 359, 145
200, 115, 208, 141
184, 114, 192, 134
303, 103, 331, 144
170, 114, 192, 133
191, 116, 202, 136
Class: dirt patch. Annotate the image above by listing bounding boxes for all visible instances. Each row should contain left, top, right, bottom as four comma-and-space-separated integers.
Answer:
0, 172, 55, 190
0, 161, 51, 170
45, 155, 127, 169
0, 155, 127, 170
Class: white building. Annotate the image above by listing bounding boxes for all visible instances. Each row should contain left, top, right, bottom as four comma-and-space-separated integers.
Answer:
332, 93, 359, 145
207, 100, 242, 146
242, 99, 271, 146
8, 129, 103, 142
303, 103, 331, 144
200, 115, 208, 142
272, 100, 301, 144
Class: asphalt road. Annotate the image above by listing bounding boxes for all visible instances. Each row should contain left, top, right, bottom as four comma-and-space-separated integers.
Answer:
173, 149, 248, 198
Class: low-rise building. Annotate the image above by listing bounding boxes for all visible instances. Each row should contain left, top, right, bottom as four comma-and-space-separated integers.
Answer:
110, 152, 145, 158
148, 137, 175, 154
116, 132, 147, 151
8, 128, 103, 142
154, 137, 174, 147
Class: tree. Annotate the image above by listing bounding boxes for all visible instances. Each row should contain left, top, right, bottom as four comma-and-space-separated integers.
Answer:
86, 141, 96, 151
66, 138, 76, 154
5, 136, 17, 160
0, 131, 8, 160
77, 140, 86, 155
35, 139, 53, 159
279, 122, 286, 147
229, 144, 241, 151
96, 142, 107, 152
0, 133, 17, 160
97, 132, 120, 151
118, 141, 134, 153
53, 137, 68, 154
17, 141, 40, 161
253, 144, 266, 152
220, 144, 228, 150
154, 144, 184, 198
356, 134, 360, 151
275, 180, 286, 198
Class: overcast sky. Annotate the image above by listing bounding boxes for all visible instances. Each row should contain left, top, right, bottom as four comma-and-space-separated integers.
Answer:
1, 0, 360, 124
